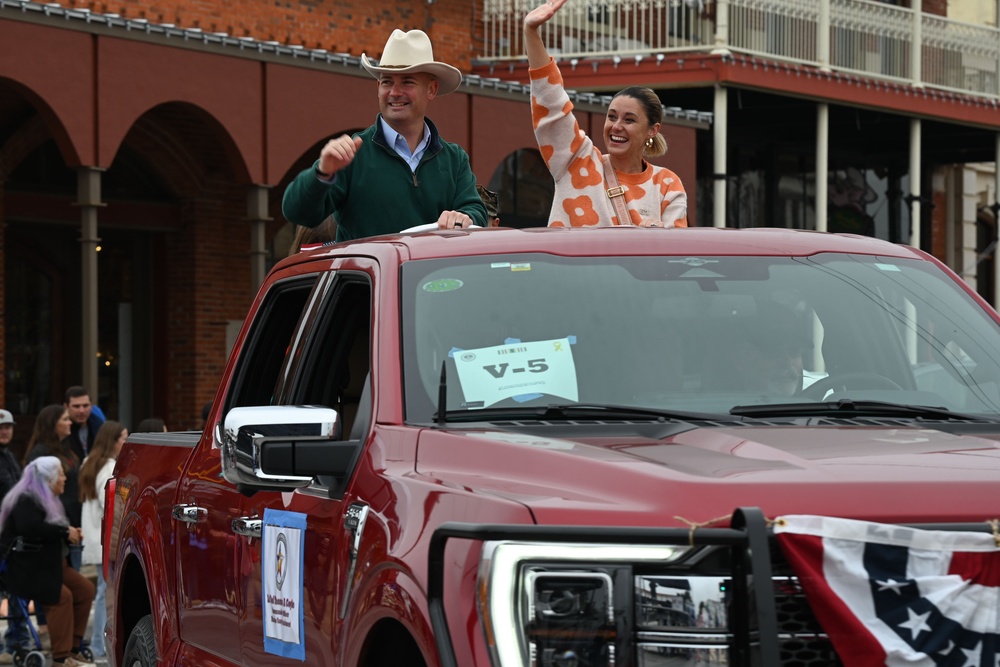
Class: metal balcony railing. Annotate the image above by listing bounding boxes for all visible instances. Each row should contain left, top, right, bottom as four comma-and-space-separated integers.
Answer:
480, 0, 1000, 99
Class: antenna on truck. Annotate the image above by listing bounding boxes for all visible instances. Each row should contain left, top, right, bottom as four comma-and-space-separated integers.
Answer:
435, 360, 447, 425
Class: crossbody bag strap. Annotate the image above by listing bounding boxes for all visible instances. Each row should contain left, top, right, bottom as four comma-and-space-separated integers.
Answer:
601, 154, 631, 226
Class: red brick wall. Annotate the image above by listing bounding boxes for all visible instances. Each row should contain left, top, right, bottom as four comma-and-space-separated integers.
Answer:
893, 0, 947, 13
62, 0, 481, 70
162, 183, 255, 431
54, 0, 956, 67
923, 0, 947, 18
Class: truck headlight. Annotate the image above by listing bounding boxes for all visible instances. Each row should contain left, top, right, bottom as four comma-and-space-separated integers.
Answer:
478, 542, 690, 667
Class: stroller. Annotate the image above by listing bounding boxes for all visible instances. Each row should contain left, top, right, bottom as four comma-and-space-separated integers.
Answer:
0, 536, 94, 667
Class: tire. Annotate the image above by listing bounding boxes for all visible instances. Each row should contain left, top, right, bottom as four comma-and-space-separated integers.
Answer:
121, 614, 157, 667
21, 651, 46, 667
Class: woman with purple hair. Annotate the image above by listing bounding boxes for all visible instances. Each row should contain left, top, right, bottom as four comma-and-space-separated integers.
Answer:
0, 456, 95, 666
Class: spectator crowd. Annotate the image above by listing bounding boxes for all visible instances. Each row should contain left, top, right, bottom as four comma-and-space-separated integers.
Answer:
0, 387, 167, 666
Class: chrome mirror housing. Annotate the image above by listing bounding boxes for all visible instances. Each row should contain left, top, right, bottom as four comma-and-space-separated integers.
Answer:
220, 405, 341, 489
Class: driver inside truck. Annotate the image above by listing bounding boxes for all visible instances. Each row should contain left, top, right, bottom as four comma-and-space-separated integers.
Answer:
730, 299, 812, 397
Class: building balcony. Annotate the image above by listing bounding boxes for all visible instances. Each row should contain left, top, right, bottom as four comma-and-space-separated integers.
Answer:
477, 0, 1000, 99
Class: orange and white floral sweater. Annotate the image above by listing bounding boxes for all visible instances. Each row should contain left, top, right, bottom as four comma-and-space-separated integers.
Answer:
529, 58, 688, 228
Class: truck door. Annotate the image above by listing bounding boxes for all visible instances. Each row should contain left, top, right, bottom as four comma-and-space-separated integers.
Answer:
174, 273, 319, 664
173, 438, 243, 663
234, 271, 373, 665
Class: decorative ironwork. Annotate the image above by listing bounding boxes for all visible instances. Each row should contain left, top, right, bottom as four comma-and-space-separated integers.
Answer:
480, 0, 1000, 100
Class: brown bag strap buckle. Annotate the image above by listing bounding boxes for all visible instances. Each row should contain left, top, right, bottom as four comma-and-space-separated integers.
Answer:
601, 155, 631, 225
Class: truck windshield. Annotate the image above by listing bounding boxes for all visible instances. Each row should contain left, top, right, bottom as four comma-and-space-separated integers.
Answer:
400, 253, 1000, 422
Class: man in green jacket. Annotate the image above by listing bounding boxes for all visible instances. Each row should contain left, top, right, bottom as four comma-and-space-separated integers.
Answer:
282, 29, 487, 242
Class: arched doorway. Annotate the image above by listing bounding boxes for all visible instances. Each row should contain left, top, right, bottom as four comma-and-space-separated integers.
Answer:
487, 148, 553, 229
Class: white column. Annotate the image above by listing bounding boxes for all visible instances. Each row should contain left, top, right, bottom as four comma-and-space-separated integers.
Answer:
816, 104, 829, 232
959, 167, 979, 291
712, 0, 730, 54
247, 185, 271, 289
909, 119, 921, 247
910, 3, 922, 86
713, 85, 728, 228
941, 167, 955, 268
818, 0, 830, 71
77, 167, 104, 396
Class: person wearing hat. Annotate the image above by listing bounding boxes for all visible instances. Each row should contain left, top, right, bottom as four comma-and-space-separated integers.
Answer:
0, 409, 30, 664
282, 29, 487, 242
0, 411, 19, 499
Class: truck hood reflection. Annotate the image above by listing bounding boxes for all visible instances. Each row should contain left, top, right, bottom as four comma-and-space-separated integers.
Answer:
415, 425, 1000, 526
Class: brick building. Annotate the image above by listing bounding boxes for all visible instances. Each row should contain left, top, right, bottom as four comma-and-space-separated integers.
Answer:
2, 0, 998, 445
0, 0, 704, 443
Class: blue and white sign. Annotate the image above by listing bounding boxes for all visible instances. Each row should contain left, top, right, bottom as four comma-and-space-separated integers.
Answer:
263, 509, 307, 660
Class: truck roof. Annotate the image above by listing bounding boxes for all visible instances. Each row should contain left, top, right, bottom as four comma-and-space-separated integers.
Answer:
286, 226, 927, 264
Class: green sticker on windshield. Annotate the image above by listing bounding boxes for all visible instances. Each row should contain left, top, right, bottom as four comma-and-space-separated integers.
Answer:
423, 278, 464, 293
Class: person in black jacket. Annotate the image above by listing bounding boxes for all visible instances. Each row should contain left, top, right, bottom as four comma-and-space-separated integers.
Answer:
23, 404, 84, 572
0, 409, 29, 663
0, 456, 95, 667
0, 410, 20, 499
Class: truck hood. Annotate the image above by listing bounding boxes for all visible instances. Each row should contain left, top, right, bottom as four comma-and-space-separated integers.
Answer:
414, 422, 1000, 526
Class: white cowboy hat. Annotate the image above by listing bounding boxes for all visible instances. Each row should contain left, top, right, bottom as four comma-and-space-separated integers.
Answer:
361, 29, 463, 95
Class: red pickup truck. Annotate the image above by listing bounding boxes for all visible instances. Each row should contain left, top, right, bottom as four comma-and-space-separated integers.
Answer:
103, 226, 1000, 667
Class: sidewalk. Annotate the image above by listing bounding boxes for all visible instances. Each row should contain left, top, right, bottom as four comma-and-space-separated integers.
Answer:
1, 565, 108, 666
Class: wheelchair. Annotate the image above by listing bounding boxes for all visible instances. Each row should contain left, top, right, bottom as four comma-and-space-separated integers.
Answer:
0, 536, 94, 667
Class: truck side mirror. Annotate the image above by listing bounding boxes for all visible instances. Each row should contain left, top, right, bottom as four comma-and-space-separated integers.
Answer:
221, 405, 349, 491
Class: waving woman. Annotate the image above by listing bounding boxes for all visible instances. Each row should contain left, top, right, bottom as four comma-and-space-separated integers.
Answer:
524, 0, 688, 228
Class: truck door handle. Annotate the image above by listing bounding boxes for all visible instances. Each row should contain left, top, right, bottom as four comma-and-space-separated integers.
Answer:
171, 505, 207, 524
232, 517, 262, 538
340, 502, 370, 619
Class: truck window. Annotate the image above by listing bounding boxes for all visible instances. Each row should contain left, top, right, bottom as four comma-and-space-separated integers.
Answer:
225, 277, 317, 411
292, 277, 372, 439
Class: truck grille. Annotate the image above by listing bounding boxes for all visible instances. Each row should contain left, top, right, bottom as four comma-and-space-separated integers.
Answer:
773, 573, 842, 667
635, 551, 844, 667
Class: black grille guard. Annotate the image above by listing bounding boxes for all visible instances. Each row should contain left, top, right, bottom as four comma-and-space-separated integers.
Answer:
427, 507, 996, 667
428, 507, 776, 667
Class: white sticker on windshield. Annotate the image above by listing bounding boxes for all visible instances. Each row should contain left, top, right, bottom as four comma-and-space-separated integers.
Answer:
452, 337, 578, 407
875, 263, 901, 272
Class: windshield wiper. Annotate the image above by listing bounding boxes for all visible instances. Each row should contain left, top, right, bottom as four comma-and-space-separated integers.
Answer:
436, 403, 730, 424
730, 399, 988, 421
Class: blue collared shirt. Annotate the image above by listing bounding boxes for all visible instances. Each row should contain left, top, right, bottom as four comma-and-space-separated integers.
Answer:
379, 117, 431, 173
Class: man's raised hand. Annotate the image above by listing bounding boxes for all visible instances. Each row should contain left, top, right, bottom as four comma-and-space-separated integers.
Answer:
318, 135, 363, 177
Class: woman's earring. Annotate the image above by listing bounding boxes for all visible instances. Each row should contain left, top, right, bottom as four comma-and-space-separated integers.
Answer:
645, 137, 654, 148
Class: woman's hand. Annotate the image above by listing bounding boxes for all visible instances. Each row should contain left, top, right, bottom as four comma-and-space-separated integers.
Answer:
524, 0, 568, 68
67, 526, 83, 545
524, 0, 567, 32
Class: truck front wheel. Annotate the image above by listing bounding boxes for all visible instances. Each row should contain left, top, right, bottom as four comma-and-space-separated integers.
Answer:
122, 614, 157, 667
359, 620, 426, 667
